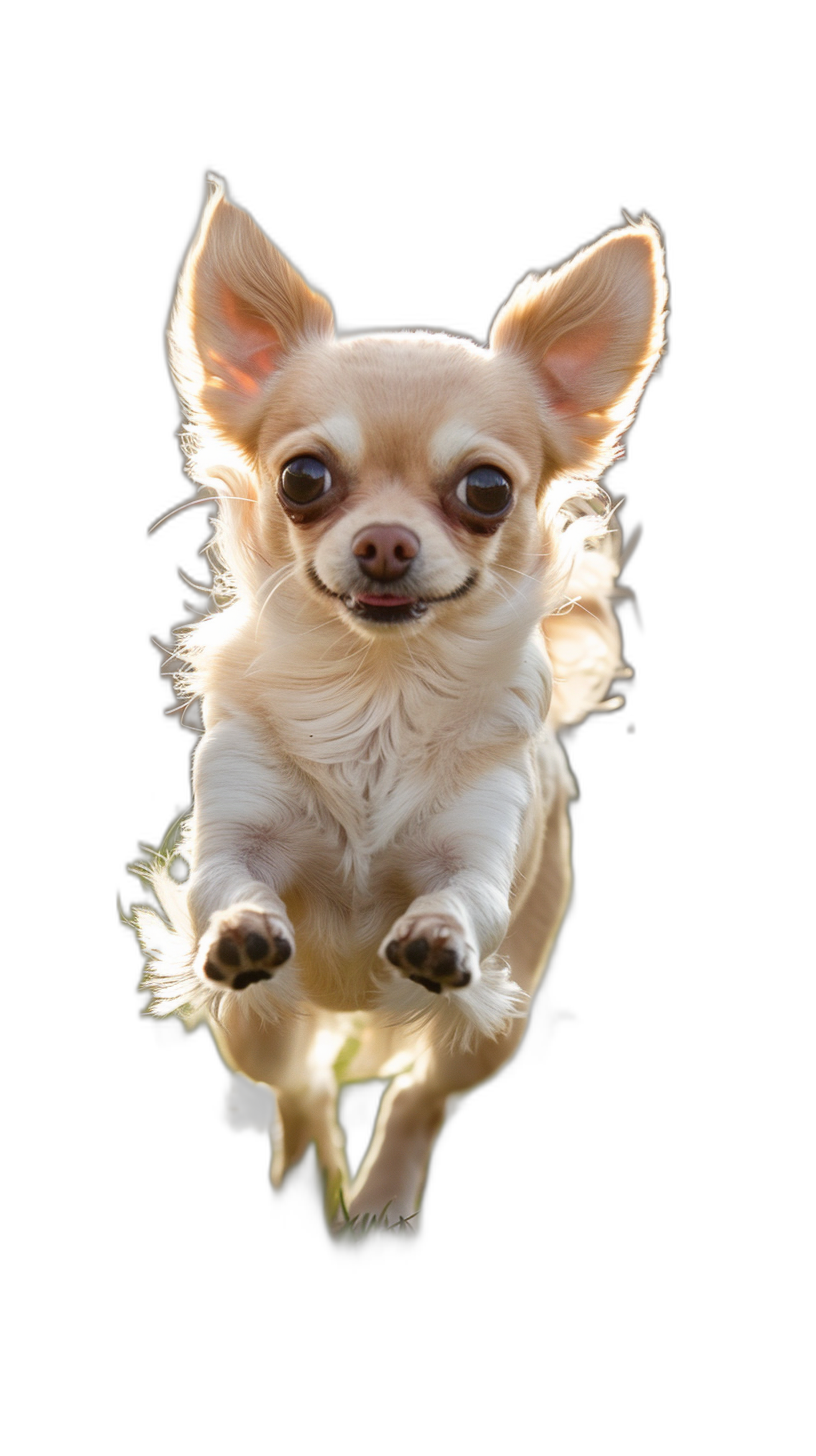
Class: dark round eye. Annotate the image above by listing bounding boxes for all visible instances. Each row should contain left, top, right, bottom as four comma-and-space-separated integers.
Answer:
280, 456, 331, 505
456, 466, 512, 515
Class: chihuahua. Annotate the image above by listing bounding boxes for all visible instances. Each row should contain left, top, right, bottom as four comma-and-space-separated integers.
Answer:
132, 177, 666, 1227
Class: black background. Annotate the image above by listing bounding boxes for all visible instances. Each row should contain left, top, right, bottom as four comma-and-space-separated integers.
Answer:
104, 147, 699, 1310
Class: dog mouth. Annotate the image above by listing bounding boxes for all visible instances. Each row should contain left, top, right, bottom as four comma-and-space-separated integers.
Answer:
307, 568, 477, 624
348, 591, 427, 624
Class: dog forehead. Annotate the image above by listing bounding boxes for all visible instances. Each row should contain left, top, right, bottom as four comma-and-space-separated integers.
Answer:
270, 332, 541, 471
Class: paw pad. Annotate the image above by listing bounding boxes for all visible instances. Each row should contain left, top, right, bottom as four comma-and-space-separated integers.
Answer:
200, 911, 292, 990
385, 928, 473, 993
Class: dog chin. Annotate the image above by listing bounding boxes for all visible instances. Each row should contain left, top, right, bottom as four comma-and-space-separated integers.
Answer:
307, 567, 478, 630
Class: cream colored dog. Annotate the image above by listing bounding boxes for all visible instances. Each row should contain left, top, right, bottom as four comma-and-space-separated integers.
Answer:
133, 178, 666, 1227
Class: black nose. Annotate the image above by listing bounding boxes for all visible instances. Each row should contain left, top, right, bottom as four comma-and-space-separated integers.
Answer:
351, 524, 420, 582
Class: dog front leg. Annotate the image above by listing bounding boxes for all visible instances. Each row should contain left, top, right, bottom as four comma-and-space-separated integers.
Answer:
381, 758, 537, 996
185, 715, 301, 991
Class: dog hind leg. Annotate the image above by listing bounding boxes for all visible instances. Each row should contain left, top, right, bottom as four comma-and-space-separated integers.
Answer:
346, 790, 572, 1225
212, 1004, 351, 1214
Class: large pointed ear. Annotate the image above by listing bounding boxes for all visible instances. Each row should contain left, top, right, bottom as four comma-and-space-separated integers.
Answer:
489, 219, 666, 476
169, 176, 334, 454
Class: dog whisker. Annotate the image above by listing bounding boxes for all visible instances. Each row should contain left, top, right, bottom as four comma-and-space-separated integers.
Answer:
148, 494, 257, 533
254, 564, 299, 639
291, 617, 337, 641
495, 564, 546, 587
148, 496, 217, 533
178, 567, 212, 594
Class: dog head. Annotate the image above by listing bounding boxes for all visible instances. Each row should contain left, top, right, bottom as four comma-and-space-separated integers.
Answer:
169, 178, 665, 639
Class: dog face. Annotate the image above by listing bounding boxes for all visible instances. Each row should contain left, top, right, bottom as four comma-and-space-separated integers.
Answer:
249, 332, 549, 635
170, 180, 665, 638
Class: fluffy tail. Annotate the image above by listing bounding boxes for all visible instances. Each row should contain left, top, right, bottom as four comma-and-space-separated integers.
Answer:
542, 524, 630, 732
124, 816, 206, 1023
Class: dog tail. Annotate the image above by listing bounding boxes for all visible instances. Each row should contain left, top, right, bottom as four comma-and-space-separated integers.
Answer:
124, 816, 207, 1024
542, 515, 631, 733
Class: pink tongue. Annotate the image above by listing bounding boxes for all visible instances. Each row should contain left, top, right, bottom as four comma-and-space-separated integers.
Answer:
356, 593, 415, 607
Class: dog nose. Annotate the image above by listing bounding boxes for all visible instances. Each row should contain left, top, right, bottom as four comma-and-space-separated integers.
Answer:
352, 524, 420, 581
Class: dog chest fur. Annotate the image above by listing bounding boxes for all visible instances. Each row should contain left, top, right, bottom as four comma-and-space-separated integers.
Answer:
189, 609, 551, 1009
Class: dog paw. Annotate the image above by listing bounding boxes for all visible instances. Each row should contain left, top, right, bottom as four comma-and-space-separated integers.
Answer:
198, 906, 293, 990
380, 912, 477, 994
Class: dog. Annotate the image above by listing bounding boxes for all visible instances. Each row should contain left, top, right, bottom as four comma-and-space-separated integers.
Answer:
131, 177, 666, 1228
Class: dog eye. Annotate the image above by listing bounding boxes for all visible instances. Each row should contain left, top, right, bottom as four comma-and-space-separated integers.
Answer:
280, 456, 332, 505
456, 467, 512, 515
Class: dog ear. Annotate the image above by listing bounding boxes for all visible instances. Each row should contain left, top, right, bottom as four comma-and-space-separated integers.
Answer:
490, 219, 666, 476
169, 176, 334, 454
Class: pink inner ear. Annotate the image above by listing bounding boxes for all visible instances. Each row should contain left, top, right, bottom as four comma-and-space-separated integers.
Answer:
206, 285, 282, 397
539, 323, 611, 415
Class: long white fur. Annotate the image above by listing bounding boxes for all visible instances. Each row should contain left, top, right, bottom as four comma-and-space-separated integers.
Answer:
130, 178, 666, 1222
